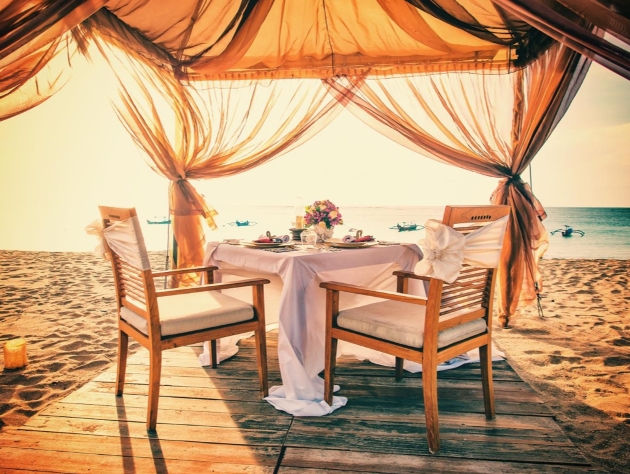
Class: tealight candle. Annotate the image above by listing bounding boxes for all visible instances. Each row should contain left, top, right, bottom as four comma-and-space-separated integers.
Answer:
3, 338, 28, 369
295, 215, 304, 229
294, 197, 304, 229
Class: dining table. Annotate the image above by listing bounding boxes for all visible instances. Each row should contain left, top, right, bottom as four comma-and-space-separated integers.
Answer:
201, 239, 425, 416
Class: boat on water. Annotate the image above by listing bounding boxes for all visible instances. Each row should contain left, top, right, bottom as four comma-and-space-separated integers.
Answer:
228, 220, 257, 227
389, 222, 424, 232
147, 216, 171, 225
551, 225, 584, 237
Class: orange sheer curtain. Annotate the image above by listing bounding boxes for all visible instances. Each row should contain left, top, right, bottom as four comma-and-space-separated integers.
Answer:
90, 35, 354, 285
491, 0, 630, 80
0, 0, 105, 120
0, 36, 69, 121
325, 42, 590, 326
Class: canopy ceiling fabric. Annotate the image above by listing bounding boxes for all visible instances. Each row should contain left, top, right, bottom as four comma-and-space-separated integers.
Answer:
103, 0, 534, 80
2, 1, 629, 89
1, 0, 629, 118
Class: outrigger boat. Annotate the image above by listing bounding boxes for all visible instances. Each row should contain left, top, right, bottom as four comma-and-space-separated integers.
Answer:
146, 216, 171, 225
228, 220, 257, 227
551, 225, 584, 237
389, 222, 424, 232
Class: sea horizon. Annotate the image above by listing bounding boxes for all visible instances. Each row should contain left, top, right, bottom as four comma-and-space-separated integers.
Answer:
1, 205, 628, 260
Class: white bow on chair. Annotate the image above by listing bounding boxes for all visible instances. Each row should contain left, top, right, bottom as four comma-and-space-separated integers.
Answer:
85, 216, 151, 271
414, 216, 509, 283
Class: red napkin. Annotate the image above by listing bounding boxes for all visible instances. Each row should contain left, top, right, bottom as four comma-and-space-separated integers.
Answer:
255, 238, 273, 243
355, 235, 374, 242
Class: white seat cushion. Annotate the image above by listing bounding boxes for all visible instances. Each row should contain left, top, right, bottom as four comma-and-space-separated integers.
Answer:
337, 300, 487, 349
120, 291, 254, 337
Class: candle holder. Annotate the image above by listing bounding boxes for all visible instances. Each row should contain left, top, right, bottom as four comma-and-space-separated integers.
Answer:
3, 338, 28, 369
289, 227, 307, 241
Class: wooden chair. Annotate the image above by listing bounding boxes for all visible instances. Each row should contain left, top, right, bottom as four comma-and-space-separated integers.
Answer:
321, 205, 510, 454
99, 206, 269, 431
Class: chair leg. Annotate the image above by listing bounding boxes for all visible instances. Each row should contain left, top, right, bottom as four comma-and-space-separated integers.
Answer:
324, 337, 338, 405
395, 357, 404, 381
255, 328, 269, 397
422, 362, 440, 454
210, 340, 218, 369
147, 349, 162, 432
116, 330, 128, 396
479, 344, 496, 419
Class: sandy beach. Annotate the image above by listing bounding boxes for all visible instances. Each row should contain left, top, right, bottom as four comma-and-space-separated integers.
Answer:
0, 251, 628, 472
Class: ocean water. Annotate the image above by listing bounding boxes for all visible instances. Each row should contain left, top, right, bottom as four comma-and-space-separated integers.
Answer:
142, 206, 630, 260
542, 207, 630, 259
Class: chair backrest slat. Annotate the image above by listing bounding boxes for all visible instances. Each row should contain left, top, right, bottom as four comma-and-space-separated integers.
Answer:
439, 299, 486, 316
440, 294, 485, 310
442, 279, 486, 290
458, 266, 486, 276
118, 268, 144, 288
121, 284, 147, 305
441, 287, 486, 304
444, 206, 509, 226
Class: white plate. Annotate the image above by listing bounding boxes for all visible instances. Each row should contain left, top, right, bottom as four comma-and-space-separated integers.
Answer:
324, 240, 377, 249
242, 241, 294, 248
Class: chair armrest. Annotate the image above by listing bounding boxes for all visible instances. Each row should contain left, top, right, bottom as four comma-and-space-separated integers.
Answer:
393, 270, 431, 282
156, 278, 270, 297
152, 265, 218, 277
319, 281, 427, 305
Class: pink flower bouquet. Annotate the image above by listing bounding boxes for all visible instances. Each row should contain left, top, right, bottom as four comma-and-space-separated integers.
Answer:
304, 200, 344, 229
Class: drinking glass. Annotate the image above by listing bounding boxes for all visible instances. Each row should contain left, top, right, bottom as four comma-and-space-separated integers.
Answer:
301, 228, 317, 248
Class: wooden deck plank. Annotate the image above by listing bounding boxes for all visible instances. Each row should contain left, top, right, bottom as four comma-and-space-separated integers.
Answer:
0, 429, 280, 465
279, 447, 601, 473
39, 403, 291, 430
0, 331, 597, 473
333, 363, 524, 382
0, 446, 275, 473
94, 371, 265, 390
330, 389, 552, 417
120, 364, 284, 381
61, 385, 287, 416
284, 416, 588, 465
85, 380, 269, 402
20, 416, 287, 446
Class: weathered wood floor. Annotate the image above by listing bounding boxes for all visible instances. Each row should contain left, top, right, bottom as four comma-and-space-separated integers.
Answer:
0, 331, 601, 473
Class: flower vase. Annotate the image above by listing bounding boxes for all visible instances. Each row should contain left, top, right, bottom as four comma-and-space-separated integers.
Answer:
313, 226, 334, 243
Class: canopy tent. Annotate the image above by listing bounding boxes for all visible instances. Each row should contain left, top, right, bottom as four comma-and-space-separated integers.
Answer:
2, 0, 629, 325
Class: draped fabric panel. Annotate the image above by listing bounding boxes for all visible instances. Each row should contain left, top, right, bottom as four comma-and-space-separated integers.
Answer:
324, 42, 589, 326
0, 36, 68, 121
491, 0, 630, 80
0, 0, 106, 61
83, 13, 356, 285
0, 0, 106, 120
556, 0, 630, 43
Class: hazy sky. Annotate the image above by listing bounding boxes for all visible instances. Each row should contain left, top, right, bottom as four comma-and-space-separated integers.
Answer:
0, 56, 628, 251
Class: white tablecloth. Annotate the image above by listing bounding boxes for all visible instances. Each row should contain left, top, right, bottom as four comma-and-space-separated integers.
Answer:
202, 242, 424, 416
